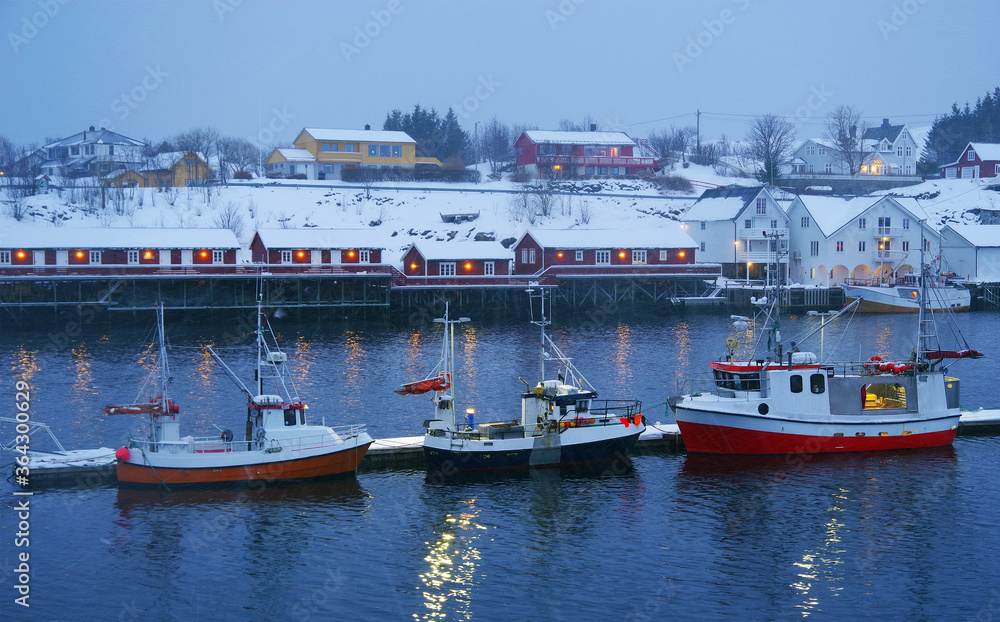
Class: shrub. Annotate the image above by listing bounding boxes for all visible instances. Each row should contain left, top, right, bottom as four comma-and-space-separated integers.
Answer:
233, 170, 253, 180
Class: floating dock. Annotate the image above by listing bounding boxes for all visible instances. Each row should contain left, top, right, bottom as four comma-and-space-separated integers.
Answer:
11, 412, 999, 486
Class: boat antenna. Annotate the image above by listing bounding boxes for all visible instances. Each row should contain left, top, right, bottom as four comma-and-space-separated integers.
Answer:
527, 286, 551, 382
433, 301, 471, 425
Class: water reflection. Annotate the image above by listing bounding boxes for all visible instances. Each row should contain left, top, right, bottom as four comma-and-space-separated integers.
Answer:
340, 330, 366, 413
415, 498, 484, 621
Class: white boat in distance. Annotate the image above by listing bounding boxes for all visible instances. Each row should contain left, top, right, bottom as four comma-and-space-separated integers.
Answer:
843, 272, 970, 313
111, 301, 372, 486
398, 290, 645, 472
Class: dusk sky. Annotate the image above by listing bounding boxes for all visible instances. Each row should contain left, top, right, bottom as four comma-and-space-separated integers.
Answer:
2, 0, 998, 149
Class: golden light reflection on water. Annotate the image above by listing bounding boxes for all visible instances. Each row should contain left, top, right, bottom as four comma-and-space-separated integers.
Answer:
611, 322, 634, 393
789, 492, 848, 617
289, 337, 316, 391
70, 344, 96, 396
415, 498, 485, 621
457, 326, 479, 409
340, 330, 366, 412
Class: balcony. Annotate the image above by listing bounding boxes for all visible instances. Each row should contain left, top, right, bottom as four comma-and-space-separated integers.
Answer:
736, 251, 789, 263
873, 227, 909, 238
739, 228, 789, 240
536, 155, 655, 167
874, 249, 908, 262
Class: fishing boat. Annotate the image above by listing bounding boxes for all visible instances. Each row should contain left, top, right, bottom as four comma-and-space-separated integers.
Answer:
399, 289, 645, 472
111, 302, 372, 486
670, 245, 983, 455
842, 273, 971, 313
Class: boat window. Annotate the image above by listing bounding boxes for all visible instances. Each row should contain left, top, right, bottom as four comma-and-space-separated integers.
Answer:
577, 400, 589, 412
790, 375, 803, 393
810, 374, 825, 394
862, 383, 907, 410
299, 411, 306, 425
284, 409, 297, 426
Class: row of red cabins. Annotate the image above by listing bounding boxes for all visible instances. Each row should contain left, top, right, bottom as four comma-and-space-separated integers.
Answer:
0, 227, 719, 285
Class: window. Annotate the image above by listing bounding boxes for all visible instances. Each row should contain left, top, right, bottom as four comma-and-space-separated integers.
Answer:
790, 375, 803, 393
818, 146, 826, 155
529, 248, 536, 263
127, 251, 139, 264
280, 250, 292, 264
185, 179, 196, 187
359, 250, 370, 263
968, 150, 976, 161
585, 166, 594, 175
660, 250, 668, 261
0, 251, 9, 264
924, 239, 931, 252
392, 145, 401, 158
484, 261, 494, 276
858, 241, 866, 252
836, 241, 843, 252
575, 251, 583, 261
755, 197, 767, 214
902, 241, 910, 252
903, 218, 910, 230
71, 146, 79, 155
212, 250, 224, 264
858, 218, 866, 230
324, 164, 333, 173
862, 383, 907, 410
810, 374, 825, 394
284, 409, 297, 426
598, 167, 607, 175
109, 145, 114, 155
700, 242, 706, 252
596, 250, 610, 265
996, 164, 1000, 175
322, 143, 332, 152
905, 146, 912, 157
825, 163, 832, 174
801, 217, 810, 228
897, 146, 903, 157
810, 241, 819, 256
439, 262, 456, 276
521, 249, 528, 263
810, 268, 815, 279
771, 219, 778, 230
345, 143, 355, 153
380, 145, 390, 157
700, 221, 706, 230
744, 219, 752, 229
632, 250, 647, 264
89, 251, 101, 264
185, 159, 196, 166
368, 145, 378, 157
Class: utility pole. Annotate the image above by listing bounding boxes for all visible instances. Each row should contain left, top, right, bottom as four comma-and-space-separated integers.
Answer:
696, 109, 701, 159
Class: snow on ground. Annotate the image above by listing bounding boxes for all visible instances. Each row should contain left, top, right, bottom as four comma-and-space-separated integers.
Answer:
2, 163, 995, 267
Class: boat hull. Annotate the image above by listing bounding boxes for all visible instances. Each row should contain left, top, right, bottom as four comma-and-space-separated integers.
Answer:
674, 409, 958, 455
423, 426, 643, 472
843, 285, 970, 313
116, 441, 372, 485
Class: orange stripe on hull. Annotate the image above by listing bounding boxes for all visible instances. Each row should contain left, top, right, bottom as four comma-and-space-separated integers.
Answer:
846, 297, 970, 313
677, 421, 956, 455
116, 443, 372, 485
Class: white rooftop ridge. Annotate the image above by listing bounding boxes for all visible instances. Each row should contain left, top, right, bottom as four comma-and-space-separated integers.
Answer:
525, 228, 698, 249
408, 240, 512, 260
302, 128, 416, 143
943, 223, 1000, 247
254, 228, 389, 249
522, 130, 636, 145
0, 228, 240, 250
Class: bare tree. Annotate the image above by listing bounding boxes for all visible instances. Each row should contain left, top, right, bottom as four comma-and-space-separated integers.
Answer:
481, 116, 514, 177
745, 114, 796, 185
532, 182, 556, 217
213, 201, 248, 240
558, 116, 597, 132
823, 105, 872, 176
648, 125, 697, 163
217, 136, 259, 183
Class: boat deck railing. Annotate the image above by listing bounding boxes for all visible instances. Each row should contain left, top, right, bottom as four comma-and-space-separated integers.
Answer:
129, 424, 369, 454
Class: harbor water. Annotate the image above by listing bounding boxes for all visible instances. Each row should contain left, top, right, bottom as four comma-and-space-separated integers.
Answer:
2, 306, 1000, 620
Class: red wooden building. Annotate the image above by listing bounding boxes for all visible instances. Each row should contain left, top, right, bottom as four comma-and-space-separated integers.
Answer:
0, 228, 240, 276
399, 241, 524, 287
249, 229, 389, 273
512, 228, 713, 278
513, 130, 658, 179
940, 142, 1000, 179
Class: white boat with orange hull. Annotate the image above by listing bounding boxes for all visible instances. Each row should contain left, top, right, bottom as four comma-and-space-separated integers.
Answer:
111, 300, 372, 487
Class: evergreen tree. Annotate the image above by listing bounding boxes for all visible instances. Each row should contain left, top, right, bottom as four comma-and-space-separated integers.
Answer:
919, 86, 1000, 173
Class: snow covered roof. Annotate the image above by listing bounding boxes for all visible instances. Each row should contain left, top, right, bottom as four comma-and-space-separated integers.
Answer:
967, 143, 1000, 161
791, 196, 929, 237
942, 224, 1000, 247
253, 228, 387, 249
683, 186, 766, 221
408, 240, 511, 260
862, 121, 905, 143
43, 128, 145, 149
302, 128, 416, 144
0, 228, 240, 250
524, 227, 697, 249
144, 151, 210, 171
274, 148, 317, 162
521, 130, 636, 146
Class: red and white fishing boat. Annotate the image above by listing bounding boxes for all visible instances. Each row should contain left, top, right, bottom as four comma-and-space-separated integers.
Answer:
670, 248, 983, 455
111, 301, 372, 486
400, 289, 645, 472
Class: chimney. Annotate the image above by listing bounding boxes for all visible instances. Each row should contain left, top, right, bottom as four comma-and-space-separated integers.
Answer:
89, 125, 95, 131
882, 118, 889, 128
365, 124, 371, 130
590, 123, 597, 132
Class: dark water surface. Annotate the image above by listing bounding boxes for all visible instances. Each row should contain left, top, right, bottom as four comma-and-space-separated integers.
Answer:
2, 307, 999, 621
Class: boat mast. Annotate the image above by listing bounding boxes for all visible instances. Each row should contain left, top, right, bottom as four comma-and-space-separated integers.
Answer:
155, 303, 170, 413
527, 287, 550, 382
433, 302, 470, 428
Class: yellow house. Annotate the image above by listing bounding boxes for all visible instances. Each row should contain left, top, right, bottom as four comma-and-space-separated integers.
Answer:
266, 127, 442, 180
106, 150, 215, 188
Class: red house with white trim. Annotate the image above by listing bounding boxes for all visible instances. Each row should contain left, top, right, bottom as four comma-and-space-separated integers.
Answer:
513, 228, 714, 278
513, 130, 657, 179
249, 229, 388, 272
940, 142, 1000, 179
399, 241, 515, 286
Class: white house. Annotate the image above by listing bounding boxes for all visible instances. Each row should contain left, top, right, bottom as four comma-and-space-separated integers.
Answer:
788, 120, 920, 178
784, 195, 937, 286
681, 186, 789, 282
940, 224, 1000, 281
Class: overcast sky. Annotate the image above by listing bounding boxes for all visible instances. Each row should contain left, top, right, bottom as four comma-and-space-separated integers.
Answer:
2, 0, 998, 149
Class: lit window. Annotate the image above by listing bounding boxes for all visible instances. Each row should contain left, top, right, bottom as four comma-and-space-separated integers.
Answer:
632, 250, 646, 264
